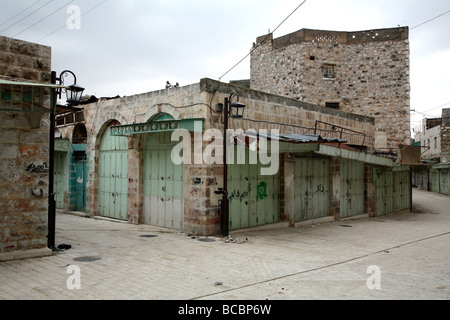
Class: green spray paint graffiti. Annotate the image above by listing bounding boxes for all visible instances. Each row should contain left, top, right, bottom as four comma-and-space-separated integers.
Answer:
257, 181, 267, 200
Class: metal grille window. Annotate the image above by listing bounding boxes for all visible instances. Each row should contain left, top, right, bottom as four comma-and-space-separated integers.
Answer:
322, 64, 336, 79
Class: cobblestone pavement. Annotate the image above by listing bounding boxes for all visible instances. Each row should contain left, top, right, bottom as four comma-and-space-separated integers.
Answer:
0, 189, 449, 300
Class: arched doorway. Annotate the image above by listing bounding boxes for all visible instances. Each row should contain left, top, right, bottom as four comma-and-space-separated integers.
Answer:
143, 113, 185, 229
98, 121, 129, 220
72, 123, 88, 211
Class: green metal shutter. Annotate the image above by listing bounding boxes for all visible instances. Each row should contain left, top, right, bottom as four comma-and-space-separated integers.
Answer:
143, 132, 184, 229
229, 148, 280, 230
99, 127, 128, 220
294, 158, 330, 221
375, 168, 393, 216
340, 159, 364, 218
394, 169, 410, 212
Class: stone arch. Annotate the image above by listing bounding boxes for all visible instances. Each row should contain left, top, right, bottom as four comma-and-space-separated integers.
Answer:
140, 104, 182, 123
72, 123, 88, 144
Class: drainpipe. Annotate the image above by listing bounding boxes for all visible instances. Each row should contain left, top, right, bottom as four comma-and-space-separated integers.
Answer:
47, 71, 57, 250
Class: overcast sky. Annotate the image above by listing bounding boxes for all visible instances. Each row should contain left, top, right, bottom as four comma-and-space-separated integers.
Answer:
1, 0, 449, 135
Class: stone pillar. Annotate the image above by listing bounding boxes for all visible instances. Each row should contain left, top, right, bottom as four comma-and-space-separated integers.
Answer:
330, 157, 341, 220
127, 136, 142, 224
281, 153, 295, 227
364, 163, 376, 217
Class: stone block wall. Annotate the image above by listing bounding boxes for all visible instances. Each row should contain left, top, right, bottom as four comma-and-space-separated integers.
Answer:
58, 78, 376, 235
0, 36, 52, 255
250, 27, 410, 150
441, 108, 450, 163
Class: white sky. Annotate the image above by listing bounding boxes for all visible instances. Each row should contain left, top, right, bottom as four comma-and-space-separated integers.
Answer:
1, 0, 449, 137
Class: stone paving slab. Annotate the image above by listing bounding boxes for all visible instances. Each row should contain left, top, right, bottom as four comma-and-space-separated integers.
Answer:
0, 189, 449, 300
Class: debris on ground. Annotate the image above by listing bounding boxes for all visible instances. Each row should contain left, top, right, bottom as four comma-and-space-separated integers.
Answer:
57, 244, 72, 251
224, 236, 249, 244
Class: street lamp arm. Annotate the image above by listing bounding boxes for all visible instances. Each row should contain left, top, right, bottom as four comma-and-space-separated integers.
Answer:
58, 70, 78, 85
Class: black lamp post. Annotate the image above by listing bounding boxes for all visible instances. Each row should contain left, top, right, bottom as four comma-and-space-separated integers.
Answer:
221, 92, 245, 237
48, 70, 84, 250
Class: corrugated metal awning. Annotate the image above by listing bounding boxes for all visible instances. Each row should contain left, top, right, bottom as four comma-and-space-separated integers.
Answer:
0, 78, 67, 89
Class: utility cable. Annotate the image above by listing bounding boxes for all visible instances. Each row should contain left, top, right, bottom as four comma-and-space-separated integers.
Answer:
411, 9, 450, 30
0, 0, 42, 27
218, 0, 307, 82
0, 0, 54, 34
36, 0, 108, 42
12, 0, 74, 38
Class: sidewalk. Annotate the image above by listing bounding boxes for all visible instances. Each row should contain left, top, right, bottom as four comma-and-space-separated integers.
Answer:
0, 189, 449, 300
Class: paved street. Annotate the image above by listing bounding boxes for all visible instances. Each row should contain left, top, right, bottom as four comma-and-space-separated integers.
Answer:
0, 188, 449, 301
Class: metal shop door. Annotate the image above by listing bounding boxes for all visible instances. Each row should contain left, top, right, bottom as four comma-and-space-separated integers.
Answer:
375, 168, 393, 216
99, 126, 128, 220
394, 169, 410, 212
294, 158, 330, 222
74, 151, 88, 211
54, 151, 66, 210
143, 132, 184, 229
340, 159, 364, 219
440, 170, 449, 195
431, 170, 439, 193
229, 149, 280, 230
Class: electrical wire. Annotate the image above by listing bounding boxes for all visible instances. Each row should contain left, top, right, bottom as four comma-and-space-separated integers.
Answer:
411, 9, 450, 30
218, 0, 307, 82
0, 0, 54, 34
0, 0, 42, 27
36, 0, 108, 42
12, 0, 75, 38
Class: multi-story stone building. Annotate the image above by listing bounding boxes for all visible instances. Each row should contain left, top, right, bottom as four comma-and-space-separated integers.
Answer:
250, 27, 411, 151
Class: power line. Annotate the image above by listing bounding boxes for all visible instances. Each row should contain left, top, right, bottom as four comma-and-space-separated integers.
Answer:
0, 0, 54, 34
36, 0, 108, 42
411, 9, 450, 30
12, 0, 75, 38
218, 0, 307, 81
0, 0, 42, 27
422, 102, 450, 113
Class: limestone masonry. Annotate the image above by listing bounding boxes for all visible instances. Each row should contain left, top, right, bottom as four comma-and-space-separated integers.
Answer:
250, 27, 410, 150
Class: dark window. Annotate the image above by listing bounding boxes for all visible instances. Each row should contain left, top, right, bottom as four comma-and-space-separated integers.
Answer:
325, 102, 340, 110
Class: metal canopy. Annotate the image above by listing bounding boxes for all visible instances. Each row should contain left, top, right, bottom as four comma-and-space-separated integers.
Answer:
0, 78, 67, 89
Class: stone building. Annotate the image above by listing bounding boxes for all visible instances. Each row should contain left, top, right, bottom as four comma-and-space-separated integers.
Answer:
414, 117, 442, 161
412, 108, 450, 195
56, 78, 411, 236
250, 27, 411, 151
0, 35, 53, 260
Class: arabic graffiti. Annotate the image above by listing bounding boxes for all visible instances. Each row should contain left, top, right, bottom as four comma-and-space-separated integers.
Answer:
257, 181, 267, 200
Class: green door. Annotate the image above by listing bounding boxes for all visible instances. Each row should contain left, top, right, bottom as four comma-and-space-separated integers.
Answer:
375, 168, 393, 216
431, 170, 439, 193
394, 169, 410, 212
54, 151, 66, 209
294, 158, 329, 222
99, 126, 128, 220
440, 170, 449, 195
75, 153, 88, 211
143, 132, 184, 229
340, 159, 364, 218
229, 148, 279, 230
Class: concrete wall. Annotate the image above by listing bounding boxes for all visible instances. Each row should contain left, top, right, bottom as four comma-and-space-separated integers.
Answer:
0, 36, 52, 257
250, 27, 410, 151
